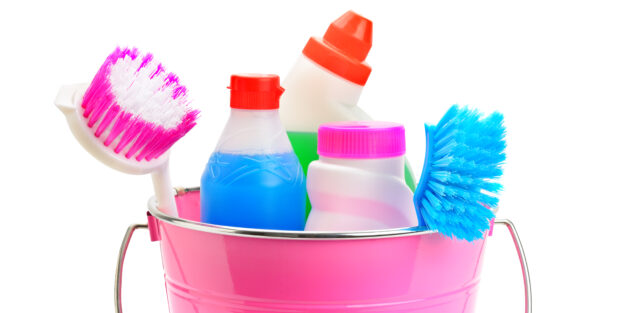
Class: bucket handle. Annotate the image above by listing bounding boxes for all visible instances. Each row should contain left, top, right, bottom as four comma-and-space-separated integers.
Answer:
114, 223, 148, 313
113, 220, 531, 313
493, 219, 532, 313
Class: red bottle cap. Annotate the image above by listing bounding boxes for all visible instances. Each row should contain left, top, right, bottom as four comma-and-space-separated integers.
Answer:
229, 74, 285, 110
302, 10, 373, 86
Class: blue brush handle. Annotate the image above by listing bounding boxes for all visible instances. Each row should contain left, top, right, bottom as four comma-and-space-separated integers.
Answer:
413, 124, 435, 228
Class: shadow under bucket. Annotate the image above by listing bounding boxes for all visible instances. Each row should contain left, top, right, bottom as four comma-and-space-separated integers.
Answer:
116, 187, 530, 313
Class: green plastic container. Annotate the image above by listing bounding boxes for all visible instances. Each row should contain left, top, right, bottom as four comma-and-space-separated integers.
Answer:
280, 11, 416, 219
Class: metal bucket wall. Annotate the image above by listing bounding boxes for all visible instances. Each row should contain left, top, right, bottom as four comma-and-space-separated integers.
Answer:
146, 189, 488, 313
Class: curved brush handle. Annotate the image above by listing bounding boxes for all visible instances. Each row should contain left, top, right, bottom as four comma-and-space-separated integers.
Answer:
57, 84, 179, 218
151, 160, 178, 217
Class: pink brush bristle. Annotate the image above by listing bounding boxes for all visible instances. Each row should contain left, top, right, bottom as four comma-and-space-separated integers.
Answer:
81, 47, 199, 161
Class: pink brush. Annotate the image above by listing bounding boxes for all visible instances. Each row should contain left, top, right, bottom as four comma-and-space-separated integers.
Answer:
55, 47, 199, 216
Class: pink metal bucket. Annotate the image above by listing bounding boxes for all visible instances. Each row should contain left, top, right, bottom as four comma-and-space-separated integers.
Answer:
115, 187, 531, 313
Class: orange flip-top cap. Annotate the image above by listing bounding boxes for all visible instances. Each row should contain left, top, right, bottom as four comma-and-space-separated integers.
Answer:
302, 10, 373, 86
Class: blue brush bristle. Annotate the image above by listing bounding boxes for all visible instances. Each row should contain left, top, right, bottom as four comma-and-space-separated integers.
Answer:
414, 105, 506, 241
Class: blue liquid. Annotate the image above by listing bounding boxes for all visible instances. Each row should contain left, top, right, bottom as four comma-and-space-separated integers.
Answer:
200, 152, 307, 230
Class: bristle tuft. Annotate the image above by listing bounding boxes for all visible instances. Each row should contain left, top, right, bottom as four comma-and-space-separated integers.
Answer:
81, 47, 199, 161
415, 105, 505, 241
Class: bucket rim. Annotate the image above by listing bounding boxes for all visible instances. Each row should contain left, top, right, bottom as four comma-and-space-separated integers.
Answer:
147, 187, 437, 240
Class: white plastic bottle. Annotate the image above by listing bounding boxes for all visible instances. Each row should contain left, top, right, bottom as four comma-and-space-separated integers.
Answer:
304, 121, 419, 231
280, 11, 416, 216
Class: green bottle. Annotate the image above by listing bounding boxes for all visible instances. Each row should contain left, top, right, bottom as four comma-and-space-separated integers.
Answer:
280, 11, 416, 218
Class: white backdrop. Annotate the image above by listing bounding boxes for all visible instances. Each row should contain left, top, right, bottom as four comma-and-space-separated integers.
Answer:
1, 1, 619, 312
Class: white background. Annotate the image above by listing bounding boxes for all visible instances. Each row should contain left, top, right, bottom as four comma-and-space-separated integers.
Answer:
1, 1, 619, 312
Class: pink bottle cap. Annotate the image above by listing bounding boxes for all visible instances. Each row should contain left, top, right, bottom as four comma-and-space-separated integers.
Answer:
317, 121, 406, 159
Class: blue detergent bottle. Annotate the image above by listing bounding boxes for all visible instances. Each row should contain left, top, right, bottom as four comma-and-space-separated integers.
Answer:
200, 74, 307, 230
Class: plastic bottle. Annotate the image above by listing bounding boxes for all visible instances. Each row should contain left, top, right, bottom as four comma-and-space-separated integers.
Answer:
280, 11, 416, 217
201, 74, 306, 230
305, 121, 419, 231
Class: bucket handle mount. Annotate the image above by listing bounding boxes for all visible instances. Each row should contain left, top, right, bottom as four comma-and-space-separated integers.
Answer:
114, 219, 531, 313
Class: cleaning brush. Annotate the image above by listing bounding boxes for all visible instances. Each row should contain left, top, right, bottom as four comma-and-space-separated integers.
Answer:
413, 105, 506, 241
55, 47, 199, 216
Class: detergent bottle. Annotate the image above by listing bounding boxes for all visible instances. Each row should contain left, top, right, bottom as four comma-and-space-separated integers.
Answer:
305, 121, 419, 231
280, 11, 416, 217
201, 74, 306, 230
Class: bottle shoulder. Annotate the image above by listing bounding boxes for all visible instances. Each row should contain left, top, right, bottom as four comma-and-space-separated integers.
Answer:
215, 109, 293, 154
280, 56, 368, 132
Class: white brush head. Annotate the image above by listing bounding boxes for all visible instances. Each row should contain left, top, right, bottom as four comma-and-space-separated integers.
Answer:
107, 55, 189, 129
55, 83, 170, 175
55, 47, 199, 217
55, 47, 199, 175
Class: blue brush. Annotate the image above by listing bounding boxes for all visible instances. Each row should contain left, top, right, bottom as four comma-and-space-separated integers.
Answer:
413, 105, 506, 241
